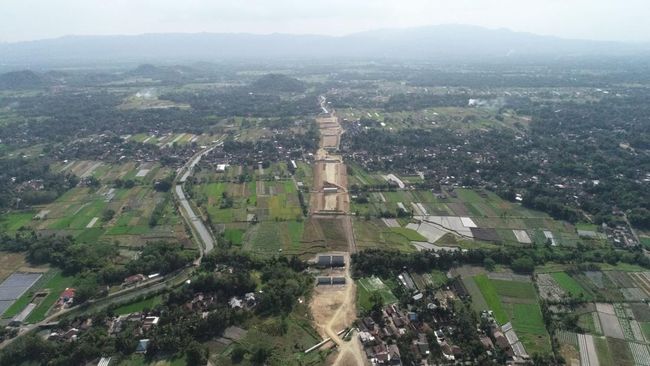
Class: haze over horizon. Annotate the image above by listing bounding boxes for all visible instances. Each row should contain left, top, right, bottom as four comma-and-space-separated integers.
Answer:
2, 0, 649, 44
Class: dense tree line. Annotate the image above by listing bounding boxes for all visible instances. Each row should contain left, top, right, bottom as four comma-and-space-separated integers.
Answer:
352, 245, 650, 279
0, 231, 195, 302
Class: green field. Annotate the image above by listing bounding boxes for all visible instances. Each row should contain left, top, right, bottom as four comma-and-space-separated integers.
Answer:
491, 279, 537, 298
1, 272, 51, 318
212, 305, 325, 366
389, 227, 427, 241
357, 277, 398, 312
473, 275, 508, 324
224, 228, 245, 246
26, 272, 75, 323
473, 274, 551, 354
511, 303, 546, 335
641, 322, 650, 341
114, 295, 164, 315
245, 220, 305, 255
353, 219, 415, 252
551, 272, 592, 299
0, 211, 33, 232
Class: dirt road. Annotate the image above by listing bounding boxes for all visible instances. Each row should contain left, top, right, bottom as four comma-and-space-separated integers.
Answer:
325, 265, 366, 366
309, 99, 366, 365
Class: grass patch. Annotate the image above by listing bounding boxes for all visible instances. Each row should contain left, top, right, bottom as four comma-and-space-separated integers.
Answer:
114, 295, 163, 315
474, 275, 508, 324
578, 313, 599, 335
75, 228, 105, 243
0, 211, 33, 232
576, 222, 598, 231
641, 322, 650, 342
594, 335, 614, 366
357, 277, 398, 312
224, 228, 245, 246
389, 227, 427, 241
491, 279, 537, 298
551, 272, 592, 299
512, 303, 546, 335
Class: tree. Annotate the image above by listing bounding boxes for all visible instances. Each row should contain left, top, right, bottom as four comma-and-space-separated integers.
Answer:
483, 257, 496, 271
250, 346, 271, 365
511, 256, 535, 274
231, 346, 247, 363
101, 209, 115, 222
185, 341, 208, 365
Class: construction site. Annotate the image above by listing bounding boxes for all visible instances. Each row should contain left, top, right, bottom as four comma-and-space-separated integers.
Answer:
308, 100, 367, 365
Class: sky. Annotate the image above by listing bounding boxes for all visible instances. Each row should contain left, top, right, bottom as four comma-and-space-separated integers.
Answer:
1, 0, 648, 43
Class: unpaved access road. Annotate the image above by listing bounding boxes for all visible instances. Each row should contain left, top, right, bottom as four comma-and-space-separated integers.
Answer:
309, 100, 366, 365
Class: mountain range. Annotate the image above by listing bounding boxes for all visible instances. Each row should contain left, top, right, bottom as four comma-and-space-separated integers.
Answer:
1, 25, 649, 67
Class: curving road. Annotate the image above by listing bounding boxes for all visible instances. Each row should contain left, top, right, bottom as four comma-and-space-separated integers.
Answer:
174, 142, 222, 255
0, 142, 223, 351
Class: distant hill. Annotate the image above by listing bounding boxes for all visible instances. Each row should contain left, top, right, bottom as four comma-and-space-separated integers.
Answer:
0, 25, 649, 67
0, 70, 47, 89
250, 74, 306, 93
126, 63, 198, 82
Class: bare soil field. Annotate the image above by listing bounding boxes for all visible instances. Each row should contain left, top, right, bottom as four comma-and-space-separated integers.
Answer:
0, 253, 31, 282
309, 254, 366, 366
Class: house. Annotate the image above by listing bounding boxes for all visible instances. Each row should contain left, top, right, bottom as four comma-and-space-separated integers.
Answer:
50, 327, 80, 342
480, 335, 495, 350
142, 316, 160, 330
387, 344, 402, 365
229, 297, 243, 309
398, 272, 416, 291
97, 357, 111, 366
358, 331, 375, 344
244, 292, 257, 307
57, 288, 76, 308
407, 312, 418, 323
493, 330, 512, 354
135, 339, 150, 354
122, 274, 146, 287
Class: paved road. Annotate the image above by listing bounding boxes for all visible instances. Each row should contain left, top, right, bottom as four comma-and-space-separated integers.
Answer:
175, 185, 214, 253
174, 142, 221, 255
0, 143, 222, 350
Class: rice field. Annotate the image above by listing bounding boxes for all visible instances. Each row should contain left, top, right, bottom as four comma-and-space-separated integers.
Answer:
347, 166, 582, 249
551, 272, 593, 299
10, 163, 188, 249
473, 274, 551, 354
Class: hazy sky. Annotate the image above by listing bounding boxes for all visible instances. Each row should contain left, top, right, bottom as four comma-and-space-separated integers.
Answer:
2, 0, 648, 43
